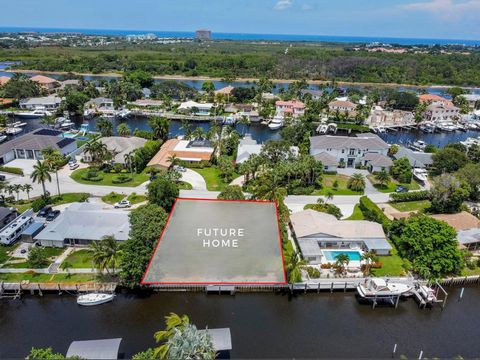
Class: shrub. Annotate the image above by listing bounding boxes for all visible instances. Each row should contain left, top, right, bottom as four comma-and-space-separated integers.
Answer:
81, 168, 104, 182
359, 196, 392, 231
305, 266, 321, 278
290, 186, 314, 195
0, 166, 24, 176
389, 190, 431, 203
31, 198, 47, 212
320, 263, 333, 269
112, 174, 133, 184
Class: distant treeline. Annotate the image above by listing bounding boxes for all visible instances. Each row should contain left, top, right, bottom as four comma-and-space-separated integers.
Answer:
1, 42, 480, 86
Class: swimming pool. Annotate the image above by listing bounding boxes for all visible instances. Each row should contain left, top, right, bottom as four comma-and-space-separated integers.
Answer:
323, 250, 362, 261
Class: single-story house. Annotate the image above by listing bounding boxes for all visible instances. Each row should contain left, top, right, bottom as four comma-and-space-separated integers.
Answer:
300, 89, 323, 100
177, 101, 213, 115
66, 338, 122, 360
147, 138, 215, 169
19, 95, 62, 110
290, 210, 391, 264
457, 228, 480, 252
328, 100, 357, 113
21, 222, 45, 243
236, 136, 298, 164
393, 146, 433, 169
30, 75, 59, 90
34, 203, 130, 247
129, 99, 164, 107
309, 133, 390, 170
83, 136, 147, 164
0, 129, 77, 165
59, 79, 80, 89
430, 212, 480, 232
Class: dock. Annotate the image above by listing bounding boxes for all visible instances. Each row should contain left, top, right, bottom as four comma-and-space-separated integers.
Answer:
0, 281, 117, 298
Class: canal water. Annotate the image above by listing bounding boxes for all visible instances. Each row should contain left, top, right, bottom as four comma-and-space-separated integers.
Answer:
0, 287, 479, 358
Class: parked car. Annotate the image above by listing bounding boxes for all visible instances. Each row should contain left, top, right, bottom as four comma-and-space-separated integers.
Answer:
38, 206, 53, 217
173, 165, 187, 172
396, 185, 409, 193
0, 175, 6, 181
68, 158, 77, 164
46, 210, 61, 222
20, 248, 27, 254
114, 200, 131, 209
69, 163, 79, 170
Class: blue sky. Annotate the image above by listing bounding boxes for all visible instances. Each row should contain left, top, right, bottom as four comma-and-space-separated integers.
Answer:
1, 0, 480, 40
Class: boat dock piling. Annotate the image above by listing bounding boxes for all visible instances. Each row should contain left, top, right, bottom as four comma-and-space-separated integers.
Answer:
0, 281, 117, 299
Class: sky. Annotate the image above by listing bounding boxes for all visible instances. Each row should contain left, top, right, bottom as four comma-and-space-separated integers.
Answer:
1, 0, 480, 40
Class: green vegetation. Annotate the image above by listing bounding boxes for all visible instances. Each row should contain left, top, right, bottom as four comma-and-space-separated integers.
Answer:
0, 245, 16, 265
217, 185, 245, 200
367, 175, 420, 193
101, 192, 125, 204
128, 192, 147, 205
304, 199, 343, 219
62, 249, 94, 268
358, 196, 392, 230
3, 247, 64, 269
346, 204, 365, 220
0, 272, 95, 283
8, 193, 90, 213
193, 167, 233, 191
178, 181, 193, 190
71, 167, 149, 186
147, 174, 179, 211
312, 174, 363, 195
0, 166, 24, 176
390, 200, 431, 212
371, 249, 406, 277
4, 43, 480, 86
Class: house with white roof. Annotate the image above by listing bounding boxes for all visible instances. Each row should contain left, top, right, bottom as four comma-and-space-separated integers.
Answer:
290, 210, 391, 264
34, 203, 130, 247
177, 101, 213, 115
82, 136, 147, 164
462, 94, 480, 111
19, 95, 62, 110
309, 133, 392, 172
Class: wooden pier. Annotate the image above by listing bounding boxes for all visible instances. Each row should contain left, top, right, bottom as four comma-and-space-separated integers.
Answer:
0, 281, 117, 298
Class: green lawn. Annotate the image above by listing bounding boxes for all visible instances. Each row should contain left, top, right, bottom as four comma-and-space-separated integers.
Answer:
127, 193, 147, 205
71, 168, 150, 187
63, 249, 94, 269
101, 192, 125, 204
0, 273, 95, 283
371, 249, 406, 277
346, 204, 365, 220
8, 193, 90, 213
367, 175, 421, 193
312, 174, 364, 196
0, 245, 17, 265
179, 181, 193, 190
390, 200, 431, 212
2, 248, 64, 269
192, 167, 237, 191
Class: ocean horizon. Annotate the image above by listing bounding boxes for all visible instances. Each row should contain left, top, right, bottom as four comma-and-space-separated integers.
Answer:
1, 26, 480, 46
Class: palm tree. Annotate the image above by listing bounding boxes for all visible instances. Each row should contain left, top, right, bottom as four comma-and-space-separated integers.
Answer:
361, 251, 378, 276
60, 261, 73, 277
22, 184, 33, 200
191, 127, 206, 140
117, 123, 131, 137
167, 154, 179, 168
43, 150, 64, 196
347, 173, 366, 192
13, 184, 22, 201
5, 184, 15, 201
96, 117, 114, 137
154, 313, 192, 359
148, 116, 170, 141
123, 151, 135, 173
90, 235, 122, 276
40, 114, 56, 128
30, 161, 52, 198
335, 253, 350, 276
285, 250, 307, 284
375, 170, 391, 189
325, 190, 334, 203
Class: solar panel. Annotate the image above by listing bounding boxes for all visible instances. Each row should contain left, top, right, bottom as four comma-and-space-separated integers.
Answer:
34, 129, 62, 136
56, 138, 76, 148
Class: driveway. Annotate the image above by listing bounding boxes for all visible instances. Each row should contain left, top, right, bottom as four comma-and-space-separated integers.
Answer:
181, 169, 207, 191
337, 168, 381, 196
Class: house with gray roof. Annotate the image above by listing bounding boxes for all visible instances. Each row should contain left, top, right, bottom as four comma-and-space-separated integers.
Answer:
0, 129, 77, 165
19, 95, 62, 110
309, 133, 391, 172
393, 146, 433, 169
290, 210, 391, 264
34, 203, 130, 248
83, 136, 147, 164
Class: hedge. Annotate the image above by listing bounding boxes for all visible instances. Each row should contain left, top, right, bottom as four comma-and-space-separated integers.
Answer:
389, 190, 431, 203
0, 166, 24, 176
358, 196, 392, 231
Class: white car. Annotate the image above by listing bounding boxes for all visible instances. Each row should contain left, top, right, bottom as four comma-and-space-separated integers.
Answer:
69, 163, 79, 170
173, 165, 187, 172
114, 200, 131, 208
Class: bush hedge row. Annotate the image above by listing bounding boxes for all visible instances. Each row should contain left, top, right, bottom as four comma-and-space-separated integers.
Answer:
0, 166, 24, 176
389, 190, 431, 203
358, 196, 392, 230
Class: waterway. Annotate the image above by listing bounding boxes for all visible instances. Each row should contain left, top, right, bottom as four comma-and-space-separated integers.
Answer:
0, 287, 479, 358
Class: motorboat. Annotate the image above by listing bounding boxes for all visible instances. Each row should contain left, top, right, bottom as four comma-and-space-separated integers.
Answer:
437, 122, 457, 132
0, 135, 7, 143
327, 123, 338, 134
460, 137, 480, 148
83, 108, 96, 119
11, 121, 27, 128
15, 109, 52, 119
115, 108, 132, 119
268, 116, 284, 130
223, 116, 236, 125
60, 120, 75, 129
357, 278, 412, 299
317, 124, 328, 134
6, 127, 22, 135
410, 140, 426, 152
419, 122, 435, 133
467, 123, 479, 130
77, 292, 115, 306
418, 285, 437, 303
413, 168, 428, 183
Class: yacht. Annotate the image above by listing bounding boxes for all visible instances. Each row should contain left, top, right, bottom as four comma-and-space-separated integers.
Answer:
437, 122, 457, 132
467, 123, 479, 130
317, 124, 328, 134
268, 116, 284, 130
6, 127, 22, 135
223, 116, 236, 125
410, 140, 426, 152
357, 278, 412, 299
77, 293, 115, 306
413, 168, 428, 183
60, 120, 75, 129
327, 123, 338, 134
419, 122, 435, 133
115, 108, 132, 119
15, 109, 52, 119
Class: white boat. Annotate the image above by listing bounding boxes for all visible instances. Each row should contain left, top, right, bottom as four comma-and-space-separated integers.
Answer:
83, 108, 96, 119
357, 278, 412, 299
223, 116, 236, 125
268, 116, 284, 130
115, 109, 132, 119
77, 293, 115, 306
15, 109, 52, 119
418, 285, 437, 303
0, 135, 7, 143
467, 123, 479, 130
317, 124, 328, 134
6, 127, 22, 135
413, 168, 428, 183
11, 121, 27, 128
327, 123, 338, 133
410, 140, 426, 151
60, 120, 75, 129
419, 122, 435, 133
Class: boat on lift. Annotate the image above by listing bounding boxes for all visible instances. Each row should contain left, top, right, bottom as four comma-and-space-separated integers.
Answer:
317, 124, 328, 134
115, 108, 132, 119
327, 123, 338, 134
410, 140, 427, 152
11, 121, 27, 128
6, 127, 22, 135
268, 116, 284, 130
77, 293, 115, 306
357, 278, 412, 299
83, 108, 96, 119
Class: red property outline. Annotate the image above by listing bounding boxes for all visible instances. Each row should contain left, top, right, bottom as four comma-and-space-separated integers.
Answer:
141, 197, 288, 285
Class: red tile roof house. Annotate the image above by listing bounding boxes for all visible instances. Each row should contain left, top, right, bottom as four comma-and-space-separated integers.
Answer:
328, 100, 358, 113
418, 94, 453, 107
0, 76, 10, 87
30, 75, 59, 90
275, 100, 305, 118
